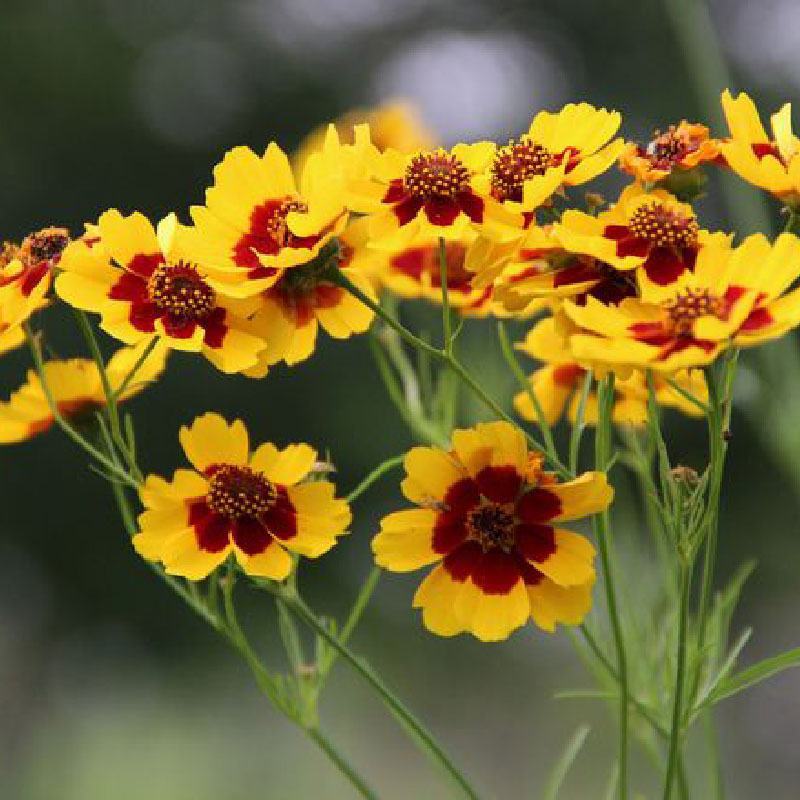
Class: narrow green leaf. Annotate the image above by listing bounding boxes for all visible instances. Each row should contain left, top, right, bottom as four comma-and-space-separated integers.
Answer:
554, 689, 615, 701
542, 724, 591, 800
703, 647, 800, 708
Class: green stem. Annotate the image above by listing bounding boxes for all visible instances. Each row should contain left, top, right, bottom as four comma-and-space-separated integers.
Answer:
112, 335, 160, 400
496, 321, 562, 473
438, 237, 453, 355
22, 323, 139, 488
334, 268, 567, 475
663, 561, 692, 800
593, 374, 629, 800
346, 455, 405, 503
278, 586, 481, 800
306, 727, 379, 800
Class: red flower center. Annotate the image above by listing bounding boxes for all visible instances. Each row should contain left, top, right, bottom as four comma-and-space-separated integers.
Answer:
24, 227, 70, 264
263, 197, 309, 249
405, 150, 470, 200
644, 126, 694, 170
628, 202, 699, 249
665, 288, 724, 335
206, 465, 277, 520
147, 262, 216, 321
491, 137, 554, 202
467, 502, 516, 553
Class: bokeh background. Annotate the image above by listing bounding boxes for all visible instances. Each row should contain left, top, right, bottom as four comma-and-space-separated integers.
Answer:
1, 1, 799, 797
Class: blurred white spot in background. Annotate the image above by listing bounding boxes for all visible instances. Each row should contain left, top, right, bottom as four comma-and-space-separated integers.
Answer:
132, 36, 250, 148
724, 0, 800, 91
372, 31, 570, 142
237, 0, 425, 60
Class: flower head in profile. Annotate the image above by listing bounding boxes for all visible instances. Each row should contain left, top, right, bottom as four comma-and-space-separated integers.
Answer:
563, 233, 800, 372
0, 339, 168, 444
185, 135, 352, 295
620, 122, 720, 185
472, 103, 624, 216
719, 90, 800, 205
554, 184, 730, 297
0, 226, 70, 323
512, 317, 706, 426
55, 211, 270, 374
372, 421, 613, 641
133, 413, 351, 580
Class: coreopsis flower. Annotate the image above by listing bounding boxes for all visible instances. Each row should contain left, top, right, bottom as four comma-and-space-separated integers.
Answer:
185, 137, 351, 295
133, 413, 351, 580
294, 100, 436, 172
512, 317, 706, 425
472, 103, 624, 214
372, 421, 613, 641
345, 140, 519, 243
490, 224, 638, 312
563, 233, 800, 372
0, 339, 168, 444
619, 122, 720, 184
719, 90, 800, 206
0, 227, 70, 322
55, 211, 271, 374
554, 184, 730, 296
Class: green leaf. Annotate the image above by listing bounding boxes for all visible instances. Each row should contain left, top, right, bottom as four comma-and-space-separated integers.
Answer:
541, 724, 591, 800
702, 647, 800, 708
553, 689, 615, 701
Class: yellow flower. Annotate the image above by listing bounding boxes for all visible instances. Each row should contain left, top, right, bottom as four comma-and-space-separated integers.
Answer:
345, 138, 520, 244
133, 413, 351, 580
0, 339, 168, 444
294, 100, 436, 172
619, 122, 720, 184
554, 184, 730, 299
184, 135, 351, 295
472, 103, 624, 214
719, 90, 800, 205
512, 317, 706, 426
563, 233, 800, 372
55, 211, 270, 375
372, 421, 613, 641
0, 227, 70, 324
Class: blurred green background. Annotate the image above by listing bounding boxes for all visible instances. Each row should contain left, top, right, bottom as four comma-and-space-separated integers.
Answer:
1, 1, 799, 797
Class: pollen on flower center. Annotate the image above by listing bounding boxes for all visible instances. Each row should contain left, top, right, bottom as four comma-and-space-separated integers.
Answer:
404, 150, 471, 200
206, 464, 277, 520
491, 137, 555, 202
628, 201, 699, 249
665, 288, 724, 335
265, 197, 309, 248
467, 503, 516, 553
645, 126, 691, 169
147, 262, 216, 320
21, 226, 70, 264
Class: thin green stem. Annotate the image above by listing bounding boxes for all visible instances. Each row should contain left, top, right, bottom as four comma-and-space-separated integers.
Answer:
22, 323, 139, 488
593, 374, 629, 800
277, 586, 481, 800
112, 335, 160, 400
663, 561, 692, 800
438, 237, 453, 355
496, 321, 562, 472
569, 371, 594, 475
346, 455, 405, 503
306, 728, 379, 800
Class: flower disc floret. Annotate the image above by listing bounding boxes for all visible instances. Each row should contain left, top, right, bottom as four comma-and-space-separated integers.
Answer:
147, 262, 216, 321
627, 202, 699, 249
490, 137, 555, 202
404, 150, 471, 200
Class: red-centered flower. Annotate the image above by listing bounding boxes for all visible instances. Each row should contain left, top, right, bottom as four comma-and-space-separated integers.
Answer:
373, 421, 613, 641
133, 413, 351, 580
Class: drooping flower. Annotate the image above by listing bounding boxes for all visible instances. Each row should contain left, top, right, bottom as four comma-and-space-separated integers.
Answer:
55, 211, 271, 374
472, 103, 624, 215
554, 184, 730, 297
512, 317, 706, 426
562, 233, 800, 372
133, 413, 351, 580
0, 226, 70, 323
372, 421, 613, 641
619, 122, 720, 185
718, 90, 800, 206
185, 136, 352, 295
0, 339, 168, 444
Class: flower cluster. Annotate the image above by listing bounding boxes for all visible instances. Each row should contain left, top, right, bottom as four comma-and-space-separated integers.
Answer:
3, 90, 800, 648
